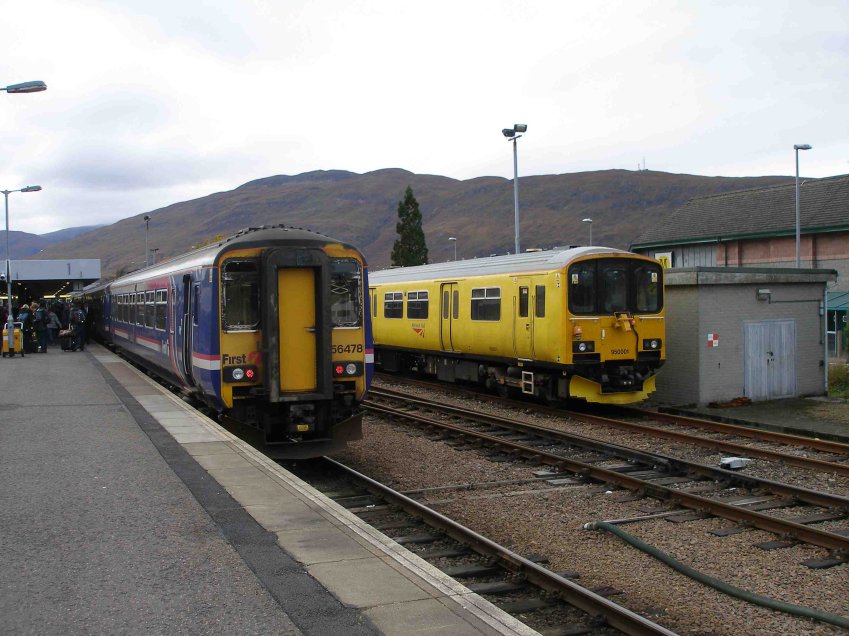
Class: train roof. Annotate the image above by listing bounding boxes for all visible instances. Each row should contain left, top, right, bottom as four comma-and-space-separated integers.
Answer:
92, 225, 362, 289
369, 246, 651, 284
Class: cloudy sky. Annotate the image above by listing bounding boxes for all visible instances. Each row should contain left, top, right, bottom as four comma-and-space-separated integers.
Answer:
3, 0, 848, 235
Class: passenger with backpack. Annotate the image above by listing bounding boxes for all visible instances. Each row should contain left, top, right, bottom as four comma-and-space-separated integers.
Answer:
32, 302, 48, 353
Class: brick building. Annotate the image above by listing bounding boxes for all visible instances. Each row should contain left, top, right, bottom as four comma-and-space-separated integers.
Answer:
630, 174, 849, 342
629, 174, 846, 405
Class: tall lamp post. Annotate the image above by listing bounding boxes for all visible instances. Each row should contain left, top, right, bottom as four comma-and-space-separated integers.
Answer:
502, 124, 527, 254
448, 237, 457, 261
144, 215, 151, 266
4, 185, 42, 354
582, 218, 593, 245
794, 144, 812, 268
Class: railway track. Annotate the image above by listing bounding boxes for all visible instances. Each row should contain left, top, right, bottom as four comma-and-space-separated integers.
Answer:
373, 374, 849, 474
365, 386, 849, 561
287, 457, 677, 636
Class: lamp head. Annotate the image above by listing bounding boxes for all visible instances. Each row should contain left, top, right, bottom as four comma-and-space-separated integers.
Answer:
582, 218, 592, 223
21, 185, 41, 193
502, 128, 515, 138
143, 215, 150, 221
794, 144, 812, 151
513, 124, 527, 133
4, 81, 47, 94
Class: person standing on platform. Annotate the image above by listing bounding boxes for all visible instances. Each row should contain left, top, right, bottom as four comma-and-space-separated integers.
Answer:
46, 306, 61, 345
32, 302, 48, 353
70, 303, 87, 352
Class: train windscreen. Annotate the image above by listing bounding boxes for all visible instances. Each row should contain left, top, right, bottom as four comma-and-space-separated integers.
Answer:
330, 259, 363, 327
222, 259, 260, 331
568, 258, 662, 315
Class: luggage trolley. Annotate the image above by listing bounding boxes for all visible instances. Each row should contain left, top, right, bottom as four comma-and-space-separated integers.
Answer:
2, 321, 24, 357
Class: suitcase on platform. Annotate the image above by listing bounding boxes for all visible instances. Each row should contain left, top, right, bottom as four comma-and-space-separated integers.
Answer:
2, 322, 24, 357
59, 328, 74, 351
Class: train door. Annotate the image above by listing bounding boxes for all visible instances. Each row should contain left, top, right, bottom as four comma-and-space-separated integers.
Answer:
278, 268, 318, 392
744, 320, 796, 400
440, 282, 459, 351
180, 274, 195, 386
513, 278, 534, 359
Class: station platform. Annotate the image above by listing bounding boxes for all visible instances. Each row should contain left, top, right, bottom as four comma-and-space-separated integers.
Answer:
0, 344, 535, 636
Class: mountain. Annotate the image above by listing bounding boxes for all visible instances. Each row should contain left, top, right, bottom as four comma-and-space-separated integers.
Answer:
3, 225, 104, 259
31, 168, 791, 279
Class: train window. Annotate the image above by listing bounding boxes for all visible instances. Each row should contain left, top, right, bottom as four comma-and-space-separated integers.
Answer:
384, 292, 403, 319
471, 287, 501, 321
442, 291, 449, 319
452, 290, 459, 320
222, 260, 260, 331
407, 290, 429, 319
155, 289, 167, 330
601, 264, 628, 313
193, 285, 200, 326
633, 265, 662, 313
145, 291, 155, 328
568, 262, 596, 314
535, 285, 546, 318
330, 259, 363, 327
136, 293, 144, 326
518, 287, 529, 318
372, 292, 377, 318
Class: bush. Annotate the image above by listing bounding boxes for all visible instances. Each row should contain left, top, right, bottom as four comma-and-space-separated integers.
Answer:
829, 363, 849, 397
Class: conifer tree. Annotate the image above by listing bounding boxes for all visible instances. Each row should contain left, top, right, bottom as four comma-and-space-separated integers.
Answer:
390, 186, 429, 266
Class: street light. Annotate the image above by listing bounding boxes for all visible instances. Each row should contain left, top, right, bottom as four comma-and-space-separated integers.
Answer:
143, 215, 151, 266
582, 218, 593, 245
2, 81, 47, 94
793, 144, 812, 268
4, 185, 42, 355
502, 124, 527, 254
448, 237, 457, 261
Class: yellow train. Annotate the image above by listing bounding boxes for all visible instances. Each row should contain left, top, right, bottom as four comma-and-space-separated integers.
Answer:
369, 247, 665, 404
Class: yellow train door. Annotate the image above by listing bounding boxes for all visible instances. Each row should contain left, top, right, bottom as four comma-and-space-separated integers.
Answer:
277, 268, 317, 392
440, 282, 458, 351
513, 279, 534, 359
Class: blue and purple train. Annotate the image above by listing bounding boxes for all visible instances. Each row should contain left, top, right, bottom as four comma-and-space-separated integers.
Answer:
79, 225, 373, 458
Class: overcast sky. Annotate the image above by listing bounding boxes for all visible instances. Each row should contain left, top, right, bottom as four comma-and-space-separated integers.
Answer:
3, 0, 848, 235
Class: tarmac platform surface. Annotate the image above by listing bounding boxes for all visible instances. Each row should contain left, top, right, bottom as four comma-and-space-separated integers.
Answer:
0, 344, 536, 636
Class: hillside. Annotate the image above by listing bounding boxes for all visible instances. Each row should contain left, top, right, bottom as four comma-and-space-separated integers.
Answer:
31, 168, 791, 279
3, 225, 103, 259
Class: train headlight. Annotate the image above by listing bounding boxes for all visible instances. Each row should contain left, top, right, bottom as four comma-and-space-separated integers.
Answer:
572, 341, 595, 353
224, 365, 258, 383
333, 361, 363, 377
643, 339, 662, 350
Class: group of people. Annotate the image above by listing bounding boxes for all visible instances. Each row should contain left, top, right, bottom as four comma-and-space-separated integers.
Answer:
1, 300, 87, 353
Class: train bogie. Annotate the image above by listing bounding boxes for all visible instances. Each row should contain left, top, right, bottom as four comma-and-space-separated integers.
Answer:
369, 247, 664, 404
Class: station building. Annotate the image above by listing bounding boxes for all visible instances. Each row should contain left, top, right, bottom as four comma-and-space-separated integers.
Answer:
631, 174, 847, 406
3, 258, 101, 306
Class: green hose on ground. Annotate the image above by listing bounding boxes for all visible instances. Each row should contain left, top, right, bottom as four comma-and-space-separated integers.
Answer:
584, 520, 849, 630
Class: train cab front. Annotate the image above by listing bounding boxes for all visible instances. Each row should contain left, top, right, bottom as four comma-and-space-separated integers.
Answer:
218, 242, 368, 459
566, 255, 665, 404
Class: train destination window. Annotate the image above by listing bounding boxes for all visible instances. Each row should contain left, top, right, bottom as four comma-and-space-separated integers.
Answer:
471, 287, 501, 321
330, 259, 363, 327
407, 290, 429, 319
222, 260, 260, 331
384, 292, 403, 319
535, 285, 546, 318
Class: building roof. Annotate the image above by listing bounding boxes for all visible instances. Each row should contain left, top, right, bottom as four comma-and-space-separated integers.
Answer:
631, 173, 849, 249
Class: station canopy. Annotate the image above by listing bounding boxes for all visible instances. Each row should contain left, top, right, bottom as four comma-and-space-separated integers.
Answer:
3, 259, 101, 305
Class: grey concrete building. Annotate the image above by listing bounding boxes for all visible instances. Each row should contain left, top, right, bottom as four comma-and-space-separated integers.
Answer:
654, 267, 836, 406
